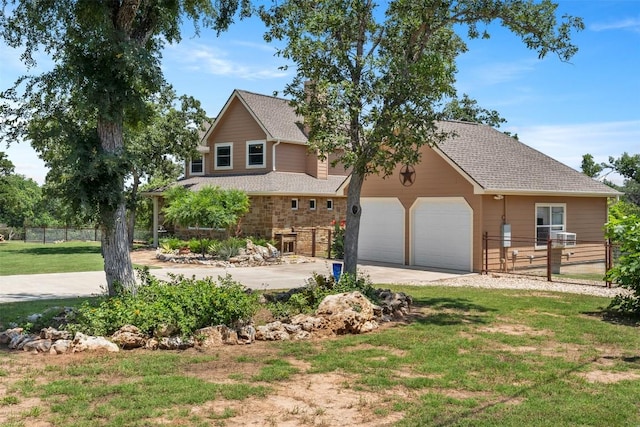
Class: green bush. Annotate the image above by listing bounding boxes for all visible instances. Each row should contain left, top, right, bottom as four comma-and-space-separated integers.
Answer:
217, 237, 245, 260
267, 272, 376, 320
67, 269, 260, 337
188, 238, 216, 256
605, 214, 640, 317
159, 237, 186, 252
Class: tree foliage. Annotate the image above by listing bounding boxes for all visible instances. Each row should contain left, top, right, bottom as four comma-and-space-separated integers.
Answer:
441, 94, 506, 128
163, 186, 250, 254
260, 0, 583, 275
0, 0, 246, 295
605, 213, 640, 317
581, 152, 640, 207
0, 174, 41, 228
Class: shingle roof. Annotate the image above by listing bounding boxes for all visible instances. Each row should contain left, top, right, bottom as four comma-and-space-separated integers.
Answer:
235, 90, 308, 143
435, 121, 621, 196
166, 172, 348, 196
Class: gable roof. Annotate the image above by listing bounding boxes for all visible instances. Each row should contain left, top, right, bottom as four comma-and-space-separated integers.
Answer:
202, 89, 308, 144
435, 121, 621, 197
160, 171, 348, 197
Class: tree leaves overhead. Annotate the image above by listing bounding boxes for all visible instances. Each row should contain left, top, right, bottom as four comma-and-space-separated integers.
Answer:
260, 0, 583, 276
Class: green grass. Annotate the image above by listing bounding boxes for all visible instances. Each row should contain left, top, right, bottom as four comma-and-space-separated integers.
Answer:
0, 241, 154, 277
0, 241, 104, 276
0, 297, 99, 329
1, 286, 639, 426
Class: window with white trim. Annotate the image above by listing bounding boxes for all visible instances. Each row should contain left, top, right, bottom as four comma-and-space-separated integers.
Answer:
215, 142, 233, 170
309, 199, 316, 210
535, 203, 565, 247
190, 155, 204, 175
246, 140, 266, 168
291, 198, 298, 210
326, 199, 333, 211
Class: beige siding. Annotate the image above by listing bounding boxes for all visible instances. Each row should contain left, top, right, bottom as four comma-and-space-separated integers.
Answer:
361, 146, 483, 271
328, 151, 352, 176
277, 143, 307, 173
204, 98, 270, 175
304, 148, 328, 178
481, 195, 610, 272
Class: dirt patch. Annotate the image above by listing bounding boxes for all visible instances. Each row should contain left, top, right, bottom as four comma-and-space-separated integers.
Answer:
578, 369, 640, 384
478, 324, 553, 336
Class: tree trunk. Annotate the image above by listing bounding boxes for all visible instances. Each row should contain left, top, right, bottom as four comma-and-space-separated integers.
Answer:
97, 120, 136, 296
127, 172, 140, 249
343, 170, 364, 277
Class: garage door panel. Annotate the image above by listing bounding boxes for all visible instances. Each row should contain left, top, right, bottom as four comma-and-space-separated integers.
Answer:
412, 198, 472, 271
358, 198, 404, 264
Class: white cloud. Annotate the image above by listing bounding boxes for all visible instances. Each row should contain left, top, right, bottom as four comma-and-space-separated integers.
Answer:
591, 18, 640, 33
166, 43, 288, 80
505, 120, 640, 183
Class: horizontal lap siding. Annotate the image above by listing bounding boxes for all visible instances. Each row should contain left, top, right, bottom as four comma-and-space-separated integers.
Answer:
277, 143, 307, 173
482, 195, 610, 271
206, 98, 269, 174
361, 146, 482, 270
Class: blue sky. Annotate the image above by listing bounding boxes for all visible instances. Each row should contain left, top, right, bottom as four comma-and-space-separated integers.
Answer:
1, 0, 639, 185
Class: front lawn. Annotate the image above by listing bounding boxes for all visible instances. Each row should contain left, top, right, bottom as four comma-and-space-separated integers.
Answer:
1, 286, 638, 426
0, 241, 104, 276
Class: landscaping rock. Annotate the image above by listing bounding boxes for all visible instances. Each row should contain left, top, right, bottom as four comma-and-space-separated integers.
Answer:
111, 325, 147, 349
40, 327, 71, 341
50, 339, 72, 355
158, 336, 194, 350
256, 322, 291, 341
375, 289, 412, 319
290, 314, 327, 332
237, 323, 256, 344
9, 333, 33, 350
316, 291, 380, 335
23, 338, 52, 353
72, 333, 119, 353
195, 325, 239, 349
0, 328, 23, 345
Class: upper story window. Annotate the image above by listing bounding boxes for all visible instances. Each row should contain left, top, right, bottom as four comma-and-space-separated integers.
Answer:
535, 203, 565, 248
326, 199, 333, 211
215, 142, 233, 170
246, 140, 266, 168
309, 199, 316, 210
190, 155, 204, 176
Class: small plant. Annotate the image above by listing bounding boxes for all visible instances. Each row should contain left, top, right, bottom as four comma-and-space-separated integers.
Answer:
159, 237, 186, 252
266, 271, 376, 320
330, 219, 346, 259
67, 270, 260, 337
217, 237, 245, 260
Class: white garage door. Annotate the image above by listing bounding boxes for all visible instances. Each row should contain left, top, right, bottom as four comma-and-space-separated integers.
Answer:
358, 198, 405, 264
411, 197, 472, 271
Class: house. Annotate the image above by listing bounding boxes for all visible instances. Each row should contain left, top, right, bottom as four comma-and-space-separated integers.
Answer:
146, 89, 350, 250
148, 89, 619, 272
357, 120, 620, 272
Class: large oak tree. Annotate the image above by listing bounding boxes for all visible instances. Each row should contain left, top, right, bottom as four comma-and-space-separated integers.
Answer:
0, 0, 247, 295
261, 0, 584, 276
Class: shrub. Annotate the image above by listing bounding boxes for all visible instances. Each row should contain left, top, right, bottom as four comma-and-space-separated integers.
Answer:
605, 214, 640, 317
217, 237, 245, 260
67, 269, 260, 337
330, 220, 345, 259
267, 271, 376, 320
159, 237, 186, 252
188, 238, 216, 256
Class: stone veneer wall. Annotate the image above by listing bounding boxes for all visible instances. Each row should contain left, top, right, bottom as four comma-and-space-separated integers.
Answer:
170, 195, 346, 253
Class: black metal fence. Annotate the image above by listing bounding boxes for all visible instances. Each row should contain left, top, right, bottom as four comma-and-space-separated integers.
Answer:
483, 233, 615, 286
23, 227, 154, 244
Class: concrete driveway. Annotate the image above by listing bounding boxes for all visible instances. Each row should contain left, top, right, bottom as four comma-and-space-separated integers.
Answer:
0, 260, 467, 303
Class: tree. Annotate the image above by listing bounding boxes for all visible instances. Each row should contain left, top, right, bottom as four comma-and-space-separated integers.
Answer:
441, 94, 506, 128
581, 152, 640, 206
581, 153, 604, 179
125, 88, 207, 247
605, 213, 640, 316
0, 152, 14, 176
0, 0, 247, 295
163, 186, 250, 254
0, 174, 42, 228
261, 0, 583, 276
